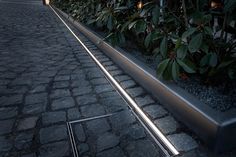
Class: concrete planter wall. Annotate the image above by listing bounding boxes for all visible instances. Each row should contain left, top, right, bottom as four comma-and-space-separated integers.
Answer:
54, 7, 236, 153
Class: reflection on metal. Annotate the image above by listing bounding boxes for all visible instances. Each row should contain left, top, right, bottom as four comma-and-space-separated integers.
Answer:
50, 5, 179, 156
43, 0, 50, 5
70, 114, 114, 124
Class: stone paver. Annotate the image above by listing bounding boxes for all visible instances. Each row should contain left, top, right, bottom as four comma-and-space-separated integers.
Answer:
96, 132, 120, 152
154, 116, 180, 134
167, 133, 198, 152
51, 97, 75, 110
17, 117, 39, 131
0, 119, 15, 135
40, 125, 67, 144
42, 111, 66, 125
39, 141, 70, 157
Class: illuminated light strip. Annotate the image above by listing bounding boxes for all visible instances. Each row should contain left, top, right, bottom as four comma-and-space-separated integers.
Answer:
49, 5, 179, 156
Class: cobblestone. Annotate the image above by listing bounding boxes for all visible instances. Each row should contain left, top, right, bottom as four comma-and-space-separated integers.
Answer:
0, 136, 12, 152
14, 132, 34, 150
80, 104, 106, 117
0, 95, 23, 106
78, 143, 89, 155
143, 104, 168, 119
0, 119, 14, 135
167, 133, 198, 152
96, 132, 119, 152
94, 84, 114, 94
40, 125, 67, 144
97, 147, 125, 157
67, 107, 81, 120
74, 124, 86, 142
51, 97, 75, 110
120, 80, 136, 89
125, 139, 159, 157
53, 81, 70, 89
42, 111, 66, 125
135, 95, 155, 107
86, 118, 111, 135
126, 87, 145, 97
17, 117, 38, 131
25, 93, 47, 105
50, 89, 70, 99
39, 141, 70, 157
72, 86, 92, 96
22, 103, 46, 115
76, 94, 97, 106
21, 153, 37, 157
0, 107, 18, 120
154, 116, 179, 134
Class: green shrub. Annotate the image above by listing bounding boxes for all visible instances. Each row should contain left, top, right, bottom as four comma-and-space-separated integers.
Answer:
52, 0, 236, 83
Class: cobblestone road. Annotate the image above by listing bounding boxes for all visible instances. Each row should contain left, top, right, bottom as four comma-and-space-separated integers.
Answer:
0, 1, 165, 157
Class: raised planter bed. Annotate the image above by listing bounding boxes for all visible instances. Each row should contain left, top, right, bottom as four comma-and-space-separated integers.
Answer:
53, 7, 236, 153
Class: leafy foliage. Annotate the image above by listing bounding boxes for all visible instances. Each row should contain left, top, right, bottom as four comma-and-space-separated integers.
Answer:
52, 0, 236, 83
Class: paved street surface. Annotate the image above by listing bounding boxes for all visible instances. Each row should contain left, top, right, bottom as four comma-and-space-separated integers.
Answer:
0, 0, 165, 157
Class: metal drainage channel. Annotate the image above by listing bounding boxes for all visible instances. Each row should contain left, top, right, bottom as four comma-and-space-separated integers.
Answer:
50, 5, 179, 157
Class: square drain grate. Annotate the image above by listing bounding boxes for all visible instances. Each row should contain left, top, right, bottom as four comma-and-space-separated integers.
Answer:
67, 110, 167, 157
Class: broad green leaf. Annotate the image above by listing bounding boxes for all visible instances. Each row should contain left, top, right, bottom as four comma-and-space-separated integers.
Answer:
121, 21, 130, 32
107, 15, 113, 31
144, 33, 152, 48
204, 26, 213, 35
203, 14, 212, 24
152, 48, 160, 54
152, 31, 162, 40
224, 0, 236, 13
160, 36, 167, 57
209, 53, 218, 67
217, 60, 234, 69
200, 54, 210, 66
200, 43, 209, 53
182, 27, 197, 39
128, 21, 137, 30
177, 45, 188, 59
228, 67, 236, 79
163, 61, 172, 80
188, 33, 203, 53
117, 32, 125, 44
152, 6, 160, 25
172, 61, 180, 81
135, 20, 147, 33
177, 59, 196, 73
157, 59, 170, 77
